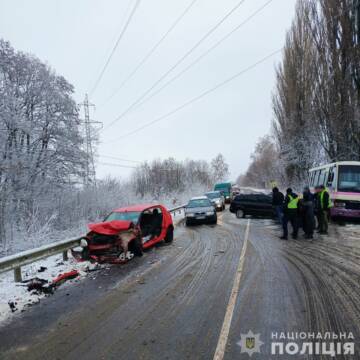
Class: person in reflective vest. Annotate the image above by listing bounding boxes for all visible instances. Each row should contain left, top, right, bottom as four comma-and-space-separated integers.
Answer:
317, 185, 332, 234
280, 188, 299, 240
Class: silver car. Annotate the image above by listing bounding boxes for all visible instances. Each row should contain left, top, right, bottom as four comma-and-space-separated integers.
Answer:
205, 191, 225, 211
184, 196, 217, 225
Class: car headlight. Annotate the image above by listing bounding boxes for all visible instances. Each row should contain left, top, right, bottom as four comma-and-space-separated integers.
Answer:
80, 239, 88, 248
206, 211, 215, 215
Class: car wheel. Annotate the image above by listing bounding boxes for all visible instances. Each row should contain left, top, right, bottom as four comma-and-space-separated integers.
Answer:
164, 226, 174, 243
222, 204, 225, 211
185, 219, 191, 226
236, 209, 245, 219
129, 236, 143, 257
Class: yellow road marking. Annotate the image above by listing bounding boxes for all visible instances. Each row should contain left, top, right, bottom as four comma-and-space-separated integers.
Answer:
213, 219, 250, 360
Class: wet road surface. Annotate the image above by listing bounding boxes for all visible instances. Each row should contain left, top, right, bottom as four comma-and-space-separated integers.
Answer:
1, 211, 360, 359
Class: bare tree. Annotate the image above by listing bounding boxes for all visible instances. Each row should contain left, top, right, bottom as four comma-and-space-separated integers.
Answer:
239, 136, 286, 188
211, 153, 229, 183
272, 0, 360, 184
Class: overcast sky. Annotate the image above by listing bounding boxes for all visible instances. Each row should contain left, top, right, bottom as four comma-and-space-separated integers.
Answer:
0, 0, 296, 180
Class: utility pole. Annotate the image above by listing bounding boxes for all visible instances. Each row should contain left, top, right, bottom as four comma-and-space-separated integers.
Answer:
79, 94, 100, 186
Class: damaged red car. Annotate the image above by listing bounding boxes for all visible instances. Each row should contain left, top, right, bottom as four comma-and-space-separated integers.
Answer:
72, 204, 174, 263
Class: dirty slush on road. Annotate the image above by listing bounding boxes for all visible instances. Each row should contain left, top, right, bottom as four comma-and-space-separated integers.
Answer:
1, 213, 360, 359
0, 213, 246, 359
231, 217, 360, 359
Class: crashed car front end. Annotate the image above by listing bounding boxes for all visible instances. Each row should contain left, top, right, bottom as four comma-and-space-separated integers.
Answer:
72, 220, 140, 264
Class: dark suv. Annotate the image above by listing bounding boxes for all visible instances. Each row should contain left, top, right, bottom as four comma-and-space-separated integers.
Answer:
229, 193, 275, 218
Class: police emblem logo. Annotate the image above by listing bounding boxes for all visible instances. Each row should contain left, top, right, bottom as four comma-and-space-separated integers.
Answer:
237, 330, 264, 357
246, 337, 255, 349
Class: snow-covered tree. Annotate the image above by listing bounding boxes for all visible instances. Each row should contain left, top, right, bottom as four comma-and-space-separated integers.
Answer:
238, 136, 286, 188
0, 39, 87, 246
272, 0, 360, 183
211, 153, 229, 183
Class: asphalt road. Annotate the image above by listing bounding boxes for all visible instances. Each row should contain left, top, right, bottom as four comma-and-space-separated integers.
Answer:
1, 211, 360, 359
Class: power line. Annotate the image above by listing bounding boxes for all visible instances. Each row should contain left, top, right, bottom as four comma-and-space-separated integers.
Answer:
101, 0, 246, 133
105, 48, 282, 143
98, 161, 177, 172
89, 0, 142, 97
135, 0, 274, 110
98, 154, 142, 163
98, 161, 138, 169
99, 0, 199, 108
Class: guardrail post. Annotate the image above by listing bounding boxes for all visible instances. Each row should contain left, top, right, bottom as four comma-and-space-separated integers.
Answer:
14, 267, 22, 282
62, 250, 68, 261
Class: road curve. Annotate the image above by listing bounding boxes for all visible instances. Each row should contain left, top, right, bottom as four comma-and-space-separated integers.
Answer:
1, 211, 359, 359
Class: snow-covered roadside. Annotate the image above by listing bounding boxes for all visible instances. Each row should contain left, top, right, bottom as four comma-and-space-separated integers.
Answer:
0, 253, 103, 326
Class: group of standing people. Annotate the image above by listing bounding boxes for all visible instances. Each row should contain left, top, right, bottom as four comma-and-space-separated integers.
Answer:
272, 185, 332, 240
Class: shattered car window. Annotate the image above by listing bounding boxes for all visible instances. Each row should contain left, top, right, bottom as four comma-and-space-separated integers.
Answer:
105, 211, 141, 223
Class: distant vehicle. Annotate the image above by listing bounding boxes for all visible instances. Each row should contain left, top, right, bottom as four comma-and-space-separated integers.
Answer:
205, 191, 225, 211
229, 193, 275, 218
231, 184, 241, 200
214, 182, 232, 203
185, 196, 217, 225
72, 204, 174, 263
309, 161, 360, 219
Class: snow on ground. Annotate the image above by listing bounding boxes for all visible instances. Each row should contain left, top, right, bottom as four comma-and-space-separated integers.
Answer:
0, 252, 104, 326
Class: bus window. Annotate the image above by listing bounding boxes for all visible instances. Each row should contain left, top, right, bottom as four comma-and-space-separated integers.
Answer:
327, 167, 335, 188
312, 171, 318, 186
312, 171, 317, 186
338, 165, 360, 193
324, 171, 329, 185
311, 171, 317, 187
309, 172, 314, 186
319, 169, 326, 186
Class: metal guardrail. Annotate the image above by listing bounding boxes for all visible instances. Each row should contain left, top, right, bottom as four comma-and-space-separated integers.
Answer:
0, 205, 186, 282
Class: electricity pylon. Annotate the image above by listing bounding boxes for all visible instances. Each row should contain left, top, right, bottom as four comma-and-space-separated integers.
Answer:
79, 94, 101, 186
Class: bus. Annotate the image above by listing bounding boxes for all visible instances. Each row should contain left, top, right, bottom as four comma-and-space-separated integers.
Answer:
308, 161, 360, 219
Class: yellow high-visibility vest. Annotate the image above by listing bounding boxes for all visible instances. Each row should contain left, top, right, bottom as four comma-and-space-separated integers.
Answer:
287, 195, 299, 209
320, 189, 333, 209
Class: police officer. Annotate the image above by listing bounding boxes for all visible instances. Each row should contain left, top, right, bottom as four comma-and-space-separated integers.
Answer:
280, 188, 299, 240
318, 185, 332, 234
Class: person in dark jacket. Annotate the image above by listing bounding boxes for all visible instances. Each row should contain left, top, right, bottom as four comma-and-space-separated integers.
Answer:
317, 185, 331, 234
301, 191, 315, 239
272, 187, 284, 223
313, 186, 321, 230
280, 188, 299, 240
303, 186, 314, 202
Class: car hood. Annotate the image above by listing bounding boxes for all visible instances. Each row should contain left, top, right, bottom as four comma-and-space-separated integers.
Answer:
88, 220, 133, 235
